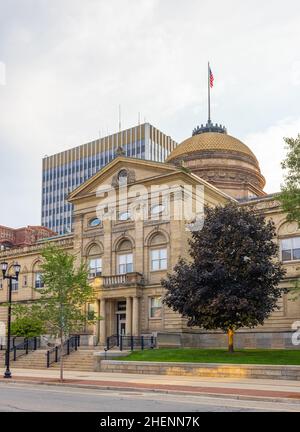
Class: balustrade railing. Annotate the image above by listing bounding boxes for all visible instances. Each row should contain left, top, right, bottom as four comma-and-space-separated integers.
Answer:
103, 272, 144, 288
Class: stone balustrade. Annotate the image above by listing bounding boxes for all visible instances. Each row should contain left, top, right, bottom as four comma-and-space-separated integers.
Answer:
103, 272, 144, 288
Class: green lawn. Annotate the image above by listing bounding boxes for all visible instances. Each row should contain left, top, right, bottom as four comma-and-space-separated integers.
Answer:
117, 348, 300, 365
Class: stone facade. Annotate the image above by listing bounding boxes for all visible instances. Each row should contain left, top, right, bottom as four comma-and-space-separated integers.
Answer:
97, 360, 300, 380
0, 154, 299, 349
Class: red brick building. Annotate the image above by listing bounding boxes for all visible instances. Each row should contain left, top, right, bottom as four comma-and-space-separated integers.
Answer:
0, 225, 56, 250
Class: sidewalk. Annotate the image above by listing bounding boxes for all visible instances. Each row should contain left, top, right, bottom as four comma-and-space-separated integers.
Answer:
1, 368, 300, 402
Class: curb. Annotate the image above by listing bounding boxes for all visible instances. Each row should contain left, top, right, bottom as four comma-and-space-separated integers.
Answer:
1, 378, 300, 405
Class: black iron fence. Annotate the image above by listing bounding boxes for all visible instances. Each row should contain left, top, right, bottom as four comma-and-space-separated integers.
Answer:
46, 335, 80, 368
106, 335, 156, 351
0, 336, 24, 351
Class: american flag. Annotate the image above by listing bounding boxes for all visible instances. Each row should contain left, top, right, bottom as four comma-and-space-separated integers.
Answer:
209, 66, 214, 88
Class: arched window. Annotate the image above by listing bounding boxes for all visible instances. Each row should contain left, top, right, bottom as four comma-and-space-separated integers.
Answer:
117, 240, 133, 274
149, 233, 168, 271
35, 272, 44, 289
8, 266, 19, 291
87, 244, 103, 278
33, 262, 44, 289
11, 278, 18, 292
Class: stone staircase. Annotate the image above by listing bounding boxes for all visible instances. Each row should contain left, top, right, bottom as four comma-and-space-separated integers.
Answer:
0, 346, 125, 372
51, 348, 95, 372
10, 350, 48, 369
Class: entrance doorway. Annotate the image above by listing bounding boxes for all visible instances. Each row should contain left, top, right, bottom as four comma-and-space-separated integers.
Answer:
116, 300, 126, 345
118, 313, 126, 337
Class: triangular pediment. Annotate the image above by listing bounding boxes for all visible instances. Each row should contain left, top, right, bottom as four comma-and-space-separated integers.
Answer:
68, 156, 178, 201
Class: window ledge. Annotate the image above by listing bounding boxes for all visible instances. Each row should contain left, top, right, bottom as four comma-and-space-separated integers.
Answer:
150, 269, 168, 273
282, 259, 300, 264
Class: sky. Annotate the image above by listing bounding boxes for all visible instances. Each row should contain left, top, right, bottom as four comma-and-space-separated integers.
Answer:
1, 0, 300, 228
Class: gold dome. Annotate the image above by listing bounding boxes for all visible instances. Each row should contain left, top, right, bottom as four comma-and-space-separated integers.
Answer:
167, 132, 258, 165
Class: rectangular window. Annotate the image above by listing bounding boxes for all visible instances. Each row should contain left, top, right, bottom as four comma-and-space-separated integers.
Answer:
87, 304, 95, 320
0, 279, 3, 290
118, 254, 133, 274
23, 275, 27, 288
35, 272, 44, 289
11, 279, 18, 292
117, 301, 126, 311
88, 258, 102, 278
281, 237, 300, 261
149, 296, 162, 318
151, 248, 167, 271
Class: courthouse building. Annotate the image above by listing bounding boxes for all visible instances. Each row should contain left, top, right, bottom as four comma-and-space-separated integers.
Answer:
0, 120, 299, 348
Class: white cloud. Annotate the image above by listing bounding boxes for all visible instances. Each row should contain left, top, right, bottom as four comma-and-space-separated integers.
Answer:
1, 0, 300, 226
243, 118, 300, 193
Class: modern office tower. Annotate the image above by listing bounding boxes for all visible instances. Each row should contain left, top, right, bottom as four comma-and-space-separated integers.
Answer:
41, 123, 178, 235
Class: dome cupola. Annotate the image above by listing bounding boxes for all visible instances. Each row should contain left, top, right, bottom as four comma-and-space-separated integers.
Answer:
167, 120, 266, 200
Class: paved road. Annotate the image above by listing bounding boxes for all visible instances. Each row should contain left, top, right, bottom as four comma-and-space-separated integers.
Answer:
0, 382, 300, 412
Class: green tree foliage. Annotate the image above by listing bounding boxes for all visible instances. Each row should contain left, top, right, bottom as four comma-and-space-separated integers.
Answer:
162, 203, 286, 352
14, 245, 98, 381
11, 316, 45, 338
279, 134, 300, 225
278, 134, 300, 298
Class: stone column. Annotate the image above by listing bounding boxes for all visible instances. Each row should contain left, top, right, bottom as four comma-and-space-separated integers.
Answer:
103, 219, 112, 275
99, 298, 106, 345
126, 297, 132, 335
135, 220, 144, 274
132, 296, 139, 336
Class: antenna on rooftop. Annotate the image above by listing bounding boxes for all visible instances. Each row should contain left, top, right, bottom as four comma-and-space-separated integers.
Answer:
138, 112, 141, 125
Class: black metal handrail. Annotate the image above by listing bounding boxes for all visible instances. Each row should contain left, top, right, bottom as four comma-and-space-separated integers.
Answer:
46, 335, 80, 368
5, 337, 41, 363
0, 336, 20, 351
106, 334, 118, 350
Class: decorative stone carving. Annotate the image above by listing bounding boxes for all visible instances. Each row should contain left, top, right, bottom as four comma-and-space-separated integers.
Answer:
278, 220, 299, 236
111, 169, 136, 187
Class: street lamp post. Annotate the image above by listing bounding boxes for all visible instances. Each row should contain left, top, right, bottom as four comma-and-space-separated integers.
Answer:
1, 262, 21, 379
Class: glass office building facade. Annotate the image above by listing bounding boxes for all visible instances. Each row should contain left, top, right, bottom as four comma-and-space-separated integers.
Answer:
41, 123, 178, 235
